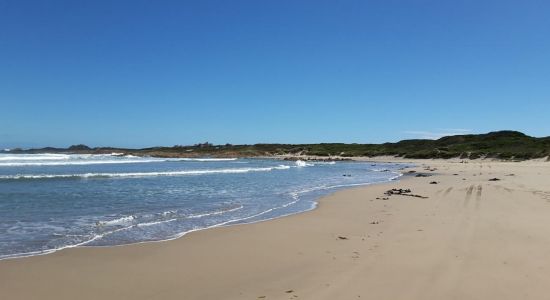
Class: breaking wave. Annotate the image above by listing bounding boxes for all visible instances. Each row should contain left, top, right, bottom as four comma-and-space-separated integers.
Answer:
0, 159, 163, 167
174, 158, 238, 162
0, 165, 292, 180
0, 154, 239, 167
295, 160, 314, 167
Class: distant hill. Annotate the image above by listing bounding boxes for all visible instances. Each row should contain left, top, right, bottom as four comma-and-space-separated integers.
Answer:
5, 131, 550, 160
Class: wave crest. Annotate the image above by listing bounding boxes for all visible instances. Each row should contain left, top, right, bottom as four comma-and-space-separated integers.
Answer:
0, 165, 292, 180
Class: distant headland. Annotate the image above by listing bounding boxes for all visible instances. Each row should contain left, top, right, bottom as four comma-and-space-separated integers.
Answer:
3, 131, 549, 161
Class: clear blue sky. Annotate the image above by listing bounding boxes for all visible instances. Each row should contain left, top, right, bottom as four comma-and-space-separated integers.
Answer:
1, 0, 549, 148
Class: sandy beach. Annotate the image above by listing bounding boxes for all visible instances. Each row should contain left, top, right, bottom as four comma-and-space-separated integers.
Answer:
1, 159, 550, 299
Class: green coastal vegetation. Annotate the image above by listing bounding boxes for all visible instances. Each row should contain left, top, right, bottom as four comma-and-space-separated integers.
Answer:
6, 131, 550, 160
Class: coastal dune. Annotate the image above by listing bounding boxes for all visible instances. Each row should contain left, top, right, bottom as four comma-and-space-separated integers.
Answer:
1, 160, 550, 299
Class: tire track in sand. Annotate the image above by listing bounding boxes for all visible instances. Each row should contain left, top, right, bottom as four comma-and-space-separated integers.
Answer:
475, 185, 482, 209
464, 185, 474, 207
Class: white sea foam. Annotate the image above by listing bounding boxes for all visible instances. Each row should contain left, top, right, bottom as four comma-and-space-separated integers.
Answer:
186, 205, 244, 219
295, 160, 314, 167
176, 196, 308, 235
0, 154, 71, 161
0, 159, 163, 167
0, 154, 237, 166
161, 210, 177, 216
97, 216, 135, 226
137, 218, 178, 228
315, 161, 336, 165
0, 223, 136, 260
370, 168, 391, 172
0, 153, 164, 166
0, 165, 292, 180
175, 158, 238, 162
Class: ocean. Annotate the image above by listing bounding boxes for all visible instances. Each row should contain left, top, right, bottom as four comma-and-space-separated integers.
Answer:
0, 153, 407, 259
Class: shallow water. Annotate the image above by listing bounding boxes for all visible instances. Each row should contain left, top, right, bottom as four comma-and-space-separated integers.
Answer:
0, 153, 407, 259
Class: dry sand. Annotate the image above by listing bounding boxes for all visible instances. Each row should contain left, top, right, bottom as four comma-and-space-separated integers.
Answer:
1, 159, 550, 299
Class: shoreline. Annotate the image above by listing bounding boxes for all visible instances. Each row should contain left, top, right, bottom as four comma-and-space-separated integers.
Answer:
2, 159, 550, 299
0, 163, 407, 261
